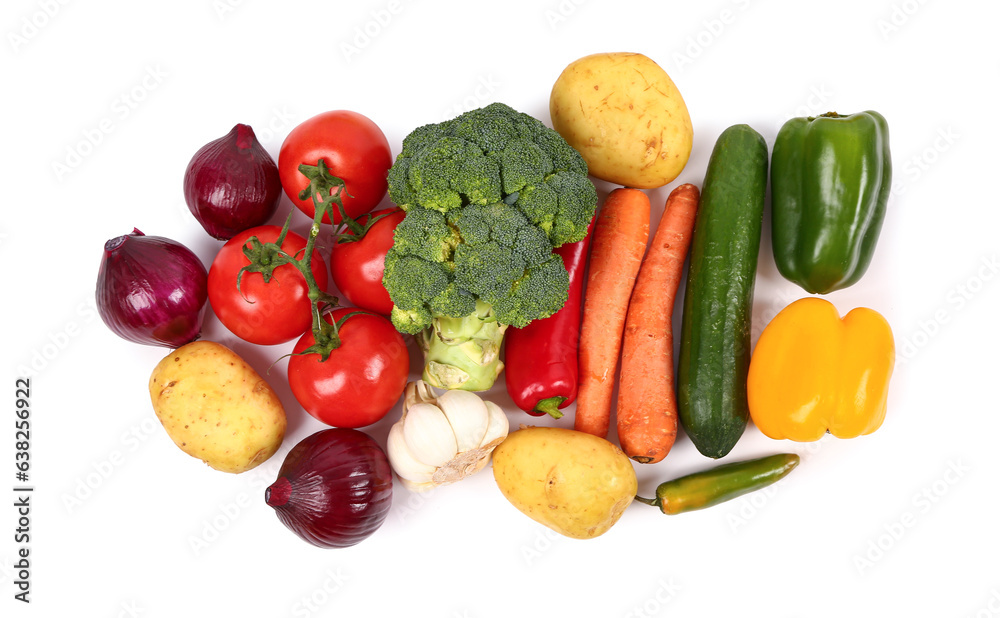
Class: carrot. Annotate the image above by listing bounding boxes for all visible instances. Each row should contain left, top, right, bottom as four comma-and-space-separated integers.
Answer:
616, 184, 700, 463
574, 187, 651, 438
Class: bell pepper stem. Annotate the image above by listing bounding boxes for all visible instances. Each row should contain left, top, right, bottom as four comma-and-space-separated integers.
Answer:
533, 396, 566, 419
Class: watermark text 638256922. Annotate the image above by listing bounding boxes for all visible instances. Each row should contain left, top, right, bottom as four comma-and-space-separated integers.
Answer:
13, 378, 34, 603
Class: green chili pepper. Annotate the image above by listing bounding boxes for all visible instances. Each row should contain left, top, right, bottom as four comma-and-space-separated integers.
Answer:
635, 453, 800, 515
771, 110, 892, 295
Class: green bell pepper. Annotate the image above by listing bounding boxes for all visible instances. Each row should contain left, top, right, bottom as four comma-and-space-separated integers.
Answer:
771, 111, 892, 294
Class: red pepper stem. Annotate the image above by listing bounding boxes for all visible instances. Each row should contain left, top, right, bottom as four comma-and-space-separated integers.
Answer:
533, 396, 566, 419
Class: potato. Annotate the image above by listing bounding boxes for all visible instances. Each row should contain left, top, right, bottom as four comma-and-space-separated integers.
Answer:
550, 52, 693, 189
148, 341, 286, 473
492, 426, 637, 539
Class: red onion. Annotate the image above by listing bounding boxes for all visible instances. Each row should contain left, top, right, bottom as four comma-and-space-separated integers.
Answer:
183, 124, 282, 240
96, 229, 208, 347
265, 428, 393, 549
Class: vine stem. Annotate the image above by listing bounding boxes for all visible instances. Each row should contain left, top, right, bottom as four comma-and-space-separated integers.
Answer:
237, 158, 359, 361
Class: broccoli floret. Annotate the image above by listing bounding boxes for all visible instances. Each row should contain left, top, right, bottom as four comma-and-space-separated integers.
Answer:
387, 102, 596, 245
382, 253, 450, 314
388, 207, 460, 263
382, 102, 597, 391
492, 258, 570, 327
543, 171, 602, 247
405, 137, 502, 212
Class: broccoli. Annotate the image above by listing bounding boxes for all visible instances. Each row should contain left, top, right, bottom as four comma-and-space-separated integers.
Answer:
383, 102, 597, 391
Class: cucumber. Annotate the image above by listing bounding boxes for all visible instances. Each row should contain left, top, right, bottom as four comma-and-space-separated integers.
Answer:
677, 124, 768, 459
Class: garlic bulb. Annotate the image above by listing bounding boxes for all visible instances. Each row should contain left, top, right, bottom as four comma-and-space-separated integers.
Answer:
387, 381, 509, 492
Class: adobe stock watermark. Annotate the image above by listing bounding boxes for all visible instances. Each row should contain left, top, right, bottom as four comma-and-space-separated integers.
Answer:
966, 586, 1000, 618
876, 0, 930, 41
188, 457, 280, 556
543, 0, 590, 30
440, 75, 501, 121
51, 64, 168, 182
771, 85, 836, 133
290, 567, 350, 618
890, 126, 959, 199
852, 458, 969, 576
61, 417, 160, 515
0, 556, 14, 585
727, 440, 823, 533
111, 600, 145, 618
17, 297, 99, 379
622, 577, 682, 618
671, 0, 754, 72
520, 525, 566, 567
340, 0, 406, 62
252, 105, 297, 147
897, 254, 997, 365
7, 0, 71, 55
213, 0, 249, 20
392, 482, 442, 525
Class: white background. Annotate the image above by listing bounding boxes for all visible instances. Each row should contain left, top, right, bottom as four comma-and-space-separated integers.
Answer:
3, 0, 999, 616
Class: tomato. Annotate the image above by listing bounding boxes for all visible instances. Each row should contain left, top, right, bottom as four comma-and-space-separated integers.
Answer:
330, 208, 405, 315
208, 226, 328, 345
288, 308, 410, 428
278, 110, 392, 226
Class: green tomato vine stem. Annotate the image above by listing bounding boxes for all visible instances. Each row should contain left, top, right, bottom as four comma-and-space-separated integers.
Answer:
237, 158, 377, 361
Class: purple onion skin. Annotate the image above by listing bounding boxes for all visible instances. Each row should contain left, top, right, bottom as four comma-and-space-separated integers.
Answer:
265, 428, 393, 549
183, 124, 282, 240
96, 229, 208, 348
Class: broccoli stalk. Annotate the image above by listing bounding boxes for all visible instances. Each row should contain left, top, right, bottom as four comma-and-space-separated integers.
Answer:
383, 103, 597, 391
417, 300, 506, 391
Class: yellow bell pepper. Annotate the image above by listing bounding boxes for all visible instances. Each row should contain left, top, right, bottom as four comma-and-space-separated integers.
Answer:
747, 297, 894, 442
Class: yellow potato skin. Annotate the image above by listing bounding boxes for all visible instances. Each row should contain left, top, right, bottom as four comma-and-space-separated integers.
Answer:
148, 341, 286, 474
492, 427, 637, 539
550, 52, 693, 189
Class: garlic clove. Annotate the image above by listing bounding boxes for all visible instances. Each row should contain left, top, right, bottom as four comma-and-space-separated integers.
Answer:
403, 380, 440, 413
437, 390, 489, 452
402, 403, 458, 468
480, 401, 510, 449
386, 422, 435, 484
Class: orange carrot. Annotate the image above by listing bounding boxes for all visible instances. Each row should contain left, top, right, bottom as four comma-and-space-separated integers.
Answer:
575, 187, 651, 438
616, 184, 700, 463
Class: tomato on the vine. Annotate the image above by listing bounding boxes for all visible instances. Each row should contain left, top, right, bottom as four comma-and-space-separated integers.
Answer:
331, 208, 405, 315
288, 308, 410, 429
278, 110, 392, 225
208, 226, 328, 345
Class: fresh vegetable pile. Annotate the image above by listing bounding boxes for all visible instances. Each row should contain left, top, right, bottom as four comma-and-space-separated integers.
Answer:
96, 50, 895, 546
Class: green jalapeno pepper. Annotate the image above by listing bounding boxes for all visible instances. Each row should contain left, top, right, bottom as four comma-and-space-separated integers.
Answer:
771, 110, 892, 295
636, 453, 800, 515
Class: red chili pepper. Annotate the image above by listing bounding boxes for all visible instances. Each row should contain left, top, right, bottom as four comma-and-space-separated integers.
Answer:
504, 219, 594, 418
